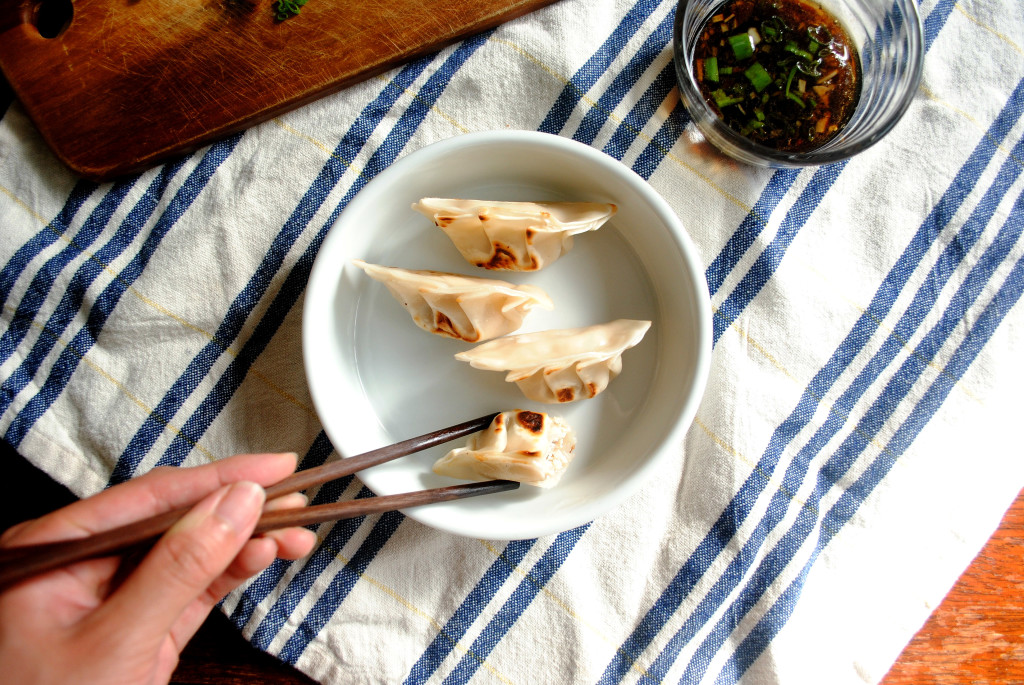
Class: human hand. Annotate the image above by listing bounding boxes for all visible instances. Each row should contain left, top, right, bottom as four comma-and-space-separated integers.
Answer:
0, 451, 318, 685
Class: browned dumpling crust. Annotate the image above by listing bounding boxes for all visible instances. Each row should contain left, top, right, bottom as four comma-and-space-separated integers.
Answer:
432, 410, 577, 488
353, 260, 553, 342
413, 198, 617, 272
454, 319, 651, 403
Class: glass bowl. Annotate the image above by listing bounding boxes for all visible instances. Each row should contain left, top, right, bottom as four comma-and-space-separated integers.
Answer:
673, 0, 924, 167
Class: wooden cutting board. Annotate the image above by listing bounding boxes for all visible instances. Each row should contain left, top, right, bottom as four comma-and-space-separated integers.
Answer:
0, 0, 559, 181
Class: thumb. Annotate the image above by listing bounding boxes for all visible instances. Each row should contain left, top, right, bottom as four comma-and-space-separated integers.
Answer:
96, 481, 265, 639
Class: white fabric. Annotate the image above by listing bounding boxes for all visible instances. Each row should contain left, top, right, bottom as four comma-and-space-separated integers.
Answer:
1, 0, 1022, 683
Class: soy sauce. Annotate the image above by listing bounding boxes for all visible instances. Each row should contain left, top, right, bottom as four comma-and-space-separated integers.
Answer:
693, 0, 860, 152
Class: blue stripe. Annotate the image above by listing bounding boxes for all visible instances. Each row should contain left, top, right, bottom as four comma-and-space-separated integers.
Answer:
572, 11, 674, 146
402, 21, 690, 683
0, 181, 97, 311
602, 62, 678, 161
923, 0, 958, 52
105, 51, 439, 485
400, 9, 704, 679
662, 95, 1024, 683
236, 35, 494, 655
227, 429, 338, 628
278, 508, 406, 665
250, 485, 377, 651
403, 540, 535, 684
231, 46, 473, 636
630, 100, 690, 180
0, 178, 135, 367
718, 192, 1024, 684
599, 65, 1024, 685
149, 31, 493, 473
0, 163, 184, 417
659, 99, 1024, 685
537, 0, 663, 135
705, 169, 802, 296
4, 137, 241, 447
441, 525, 589, 685
712, 162, 846, 343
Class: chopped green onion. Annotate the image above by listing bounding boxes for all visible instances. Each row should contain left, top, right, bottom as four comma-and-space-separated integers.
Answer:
712, 89, 745, 108
784, 43, 816, 61
728, 33, 755, 59
808, 40, 820, 53
275, 0, 307, 19
784, 65, 805, 107
761, 17, 785, 43
719, 66, 736, 74
808, 25, 832, 44
755, 108, 766, 121
747, 119, 765, 129
796, 60, 823, 76
744, 62, 772, 92
704, 56, 720, 82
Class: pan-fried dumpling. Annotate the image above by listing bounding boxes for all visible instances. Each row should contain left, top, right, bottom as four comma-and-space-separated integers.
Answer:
412, 198, 617, 271
353, 260, 553, 342
433, 410, 576, 488
454, 319, 651, 403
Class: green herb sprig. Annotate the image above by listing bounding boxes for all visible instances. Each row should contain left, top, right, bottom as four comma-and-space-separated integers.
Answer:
275, 0, 308, 21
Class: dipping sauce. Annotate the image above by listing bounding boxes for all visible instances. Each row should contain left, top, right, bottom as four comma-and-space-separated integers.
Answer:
692, 0, 861, 152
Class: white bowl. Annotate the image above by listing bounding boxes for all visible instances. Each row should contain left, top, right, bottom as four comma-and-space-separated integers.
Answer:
302, 130, 712, 540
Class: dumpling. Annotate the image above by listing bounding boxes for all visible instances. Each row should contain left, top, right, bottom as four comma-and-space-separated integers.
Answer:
454, 319, 651, 403
432, 410, 576, 488
352, 260, 553, 342
412, 198, 617, 271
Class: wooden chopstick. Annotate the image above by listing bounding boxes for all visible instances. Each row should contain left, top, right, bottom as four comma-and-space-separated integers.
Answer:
254, 479, 518, 533
262, 412, 499, 500
0, 413, 502, 589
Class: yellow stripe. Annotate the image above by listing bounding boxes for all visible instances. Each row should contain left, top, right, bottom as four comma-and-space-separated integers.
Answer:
487, 36, 755, 214
2, 303, 218, 464
797, 256, 984, 404
918, 84, 1024, 172
0, 179, 319, 422
955, 2, 1024, 56
318, 540, 515, 684
372, 74, 472, 135
0, 183, 51, 224
476, 538, 656, 680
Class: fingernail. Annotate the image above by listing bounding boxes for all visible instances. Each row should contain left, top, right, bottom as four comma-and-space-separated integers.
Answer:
215, 481, 265, 531
277, 452, 299, 468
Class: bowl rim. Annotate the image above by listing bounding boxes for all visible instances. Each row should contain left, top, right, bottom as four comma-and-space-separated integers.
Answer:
302, 129, 713, 538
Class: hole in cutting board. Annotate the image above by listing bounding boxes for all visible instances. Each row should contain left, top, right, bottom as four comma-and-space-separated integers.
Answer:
30, 0, 73, 39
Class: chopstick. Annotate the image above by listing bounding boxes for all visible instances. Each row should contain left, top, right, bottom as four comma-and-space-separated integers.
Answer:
0, 413, 505, 589
254, 479, 517, 533
261, 412, 499, 500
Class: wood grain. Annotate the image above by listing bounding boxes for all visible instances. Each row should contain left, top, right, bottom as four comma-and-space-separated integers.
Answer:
880, 487, 1024, 685
0, 0, 559, 181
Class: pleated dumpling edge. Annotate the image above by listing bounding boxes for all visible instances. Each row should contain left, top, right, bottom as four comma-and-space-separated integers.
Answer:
412, 198, 617, 272
352, 259, 554, 343
454, 319, 652, 403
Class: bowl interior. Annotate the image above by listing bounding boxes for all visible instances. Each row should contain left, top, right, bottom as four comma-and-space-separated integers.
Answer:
303, 131, 711, 539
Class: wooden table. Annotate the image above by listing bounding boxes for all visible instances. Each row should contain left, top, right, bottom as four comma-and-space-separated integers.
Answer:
0, 442, 1020, 684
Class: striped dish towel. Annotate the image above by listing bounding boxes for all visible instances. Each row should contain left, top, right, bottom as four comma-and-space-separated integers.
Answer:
1, 0, 1022, 682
